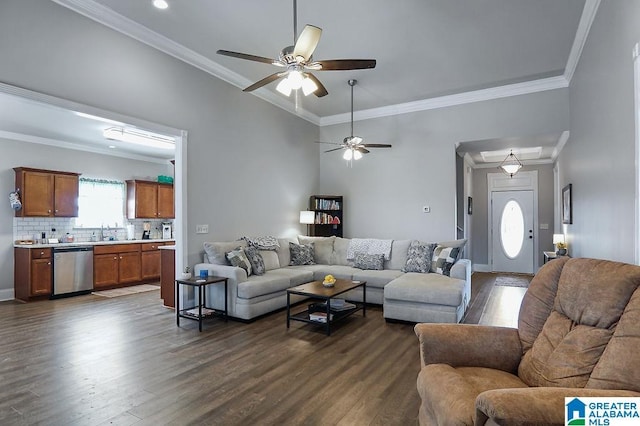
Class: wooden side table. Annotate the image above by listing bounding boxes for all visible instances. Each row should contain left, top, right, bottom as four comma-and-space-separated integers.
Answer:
176, 276, 228, 331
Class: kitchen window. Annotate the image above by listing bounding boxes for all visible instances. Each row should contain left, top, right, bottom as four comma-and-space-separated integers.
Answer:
75, 178, 125, 228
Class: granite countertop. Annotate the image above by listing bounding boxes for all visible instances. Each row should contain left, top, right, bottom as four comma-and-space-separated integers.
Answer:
14, 238, 174, 249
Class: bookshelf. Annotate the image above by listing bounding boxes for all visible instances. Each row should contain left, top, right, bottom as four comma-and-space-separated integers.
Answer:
307, 195, 343, 237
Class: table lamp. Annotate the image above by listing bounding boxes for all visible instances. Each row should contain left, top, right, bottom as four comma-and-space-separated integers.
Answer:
300, 211, 315, 235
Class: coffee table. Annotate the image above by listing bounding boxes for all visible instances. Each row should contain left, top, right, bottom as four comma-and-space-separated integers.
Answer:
286, 279, 366, 336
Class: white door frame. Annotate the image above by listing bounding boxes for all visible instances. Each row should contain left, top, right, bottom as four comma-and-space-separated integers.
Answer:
487, 171, 539, 271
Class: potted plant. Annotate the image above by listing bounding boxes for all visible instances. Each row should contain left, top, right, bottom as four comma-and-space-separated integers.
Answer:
181, 266, 192, 280
556, 241, 567, 256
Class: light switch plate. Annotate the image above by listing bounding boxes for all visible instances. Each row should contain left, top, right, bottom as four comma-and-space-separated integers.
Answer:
196, 224, 209, 234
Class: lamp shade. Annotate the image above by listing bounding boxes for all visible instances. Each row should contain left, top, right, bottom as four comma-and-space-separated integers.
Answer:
553, 234, 565, 244
299, 211, 315, 224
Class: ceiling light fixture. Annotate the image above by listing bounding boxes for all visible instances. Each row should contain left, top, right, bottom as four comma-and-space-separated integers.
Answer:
152, 0, 169, 9
103, 127, 175, 150
498, 150, 523, 178
275, 69, 318, 97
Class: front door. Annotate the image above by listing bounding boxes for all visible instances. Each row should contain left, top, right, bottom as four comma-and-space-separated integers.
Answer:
491, 190, 534, 273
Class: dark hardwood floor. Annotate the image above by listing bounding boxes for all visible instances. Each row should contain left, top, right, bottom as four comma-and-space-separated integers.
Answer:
0, 273, 529, 425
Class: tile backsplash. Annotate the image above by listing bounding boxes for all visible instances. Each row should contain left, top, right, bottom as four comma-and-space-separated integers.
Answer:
14, 217, 172, 242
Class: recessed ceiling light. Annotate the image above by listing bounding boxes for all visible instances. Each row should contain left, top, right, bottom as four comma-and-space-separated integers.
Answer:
153, 0, 169, 9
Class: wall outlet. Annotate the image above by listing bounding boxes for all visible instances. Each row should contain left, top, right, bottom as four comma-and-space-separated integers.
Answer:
196, 224, 209, 234
422, 206, 431, 213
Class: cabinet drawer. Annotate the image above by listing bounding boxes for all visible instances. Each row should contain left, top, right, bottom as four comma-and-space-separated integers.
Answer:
94, 244, 141, 255
141, 242, 163, 251
31, 248, 52, 259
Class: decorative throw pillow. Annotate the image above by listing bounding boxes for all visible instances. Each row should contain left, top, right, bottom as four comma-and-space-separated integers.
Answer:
203, 240, 246, 265
242, 236, 280, 251
402, 240, 437, 273
244, 246, 265, 276
226, 247, 252, 276
289, 242, 316, 266
353, 252, 384, 270
431, 246, 461, 276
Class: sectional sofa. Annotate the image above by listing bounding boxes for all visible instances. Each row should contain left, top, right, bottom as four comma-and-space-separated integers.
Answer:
193, 236, 471, 323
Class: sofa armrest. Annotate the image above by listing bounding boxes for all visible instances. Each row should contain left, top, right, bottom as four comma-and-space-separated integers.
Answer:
194, 263, 247, 283
450, 258, 470, 281
476, 387, 640, 426
414, 324, 522, 373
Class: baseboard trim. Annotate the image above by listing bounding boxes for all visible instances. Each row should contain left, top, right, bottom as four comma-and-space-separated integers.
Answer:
0, 288, 15, 301
473, 264, 491, 273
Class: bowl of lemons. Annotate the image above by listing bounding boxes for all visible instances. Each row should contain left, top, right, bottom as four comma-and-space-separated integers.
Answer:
322, 274, 336, 288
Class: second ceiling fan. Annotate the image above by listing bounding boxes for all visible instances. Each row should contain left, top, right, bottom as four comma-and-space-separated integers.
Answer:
317, 79, 392, 161
216, 0, 376, 98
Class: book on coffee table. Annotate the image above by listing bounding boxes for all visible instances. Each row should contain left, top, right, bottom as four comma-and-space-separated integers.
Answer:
309, 312, 333, 323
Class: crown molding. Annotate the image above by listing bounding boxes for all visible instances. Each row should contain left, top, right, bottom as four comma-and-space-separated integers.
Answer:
50, 0, 321, 126
320, 76, 569, 126
564, 0, 601, 83
551, 130, 570, 162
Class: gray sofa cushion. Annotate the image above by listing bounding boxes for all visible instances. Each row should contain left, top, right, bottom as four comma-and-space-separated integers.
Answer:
267, 268, 314, 287
353, 269, 405, 289
204, 240, 246, 265
237, 274, 290, 299
276, 237, 296, 268
332, 237, 352, 266
385, 273, 464, 307
384, 239, 411, 270
298, 235, 335, 264
259, 250, 280, 271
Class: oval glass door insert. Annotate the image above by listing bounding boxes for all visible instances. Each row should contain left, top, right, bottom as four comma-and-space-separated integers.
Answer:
500, 200, 524, 259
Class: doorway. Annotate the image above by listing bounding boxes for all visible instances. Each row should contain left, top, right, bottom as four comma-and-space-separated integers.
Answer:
491, 190, 534, 273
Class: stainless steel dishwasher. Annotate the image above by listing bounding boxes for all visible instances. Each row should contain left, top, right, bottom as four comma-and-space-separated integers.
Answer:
53, 246, 94, 297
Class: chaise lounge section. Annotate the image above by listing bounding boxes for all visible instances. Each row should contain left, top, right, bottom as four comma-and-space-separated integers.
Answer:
194, 236, 470, 322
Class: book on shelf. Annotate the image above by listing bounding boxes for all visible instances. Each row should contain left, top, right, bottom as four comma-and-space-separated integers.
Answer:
316, 300, 357, 312
183, 307, 215, 317
309, 311, 333, 322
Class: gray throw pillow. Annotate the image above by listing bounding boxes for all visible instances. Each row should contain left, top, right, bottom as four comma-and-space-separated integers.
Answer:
402, 240, 437, 273
353, 252, 384, 270
244, 246, 265, 276
289, 242, 316, 266
431, 246, 460, 276
204, 240, 246, 265
226, 247, 252, 276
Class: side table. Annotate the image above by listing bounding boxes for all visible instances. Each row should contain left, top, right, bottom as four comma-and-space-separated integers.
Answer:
176, 276, 228, 331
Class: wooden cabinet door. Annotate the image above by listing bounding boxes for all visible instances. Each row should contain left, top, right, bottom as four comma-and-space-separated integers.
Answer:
119, 252, 141, 283
94, 253, 119, 288
135, 181, 158, 218
22, 171, 54, 216
53, 174, 79, 217
141, 250, 161, 280
157, 184, 174, 218
31, 258, 52, 296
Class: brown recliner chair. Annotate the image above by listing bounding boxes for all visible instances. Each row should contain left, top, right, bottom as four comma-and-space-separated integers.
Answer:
414, 257, 640, 425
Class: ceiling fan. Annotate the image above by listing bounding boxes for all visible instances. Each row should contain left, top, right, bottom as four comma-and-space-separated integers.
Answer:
216, 0, 376, 98
317, 79, 392, 161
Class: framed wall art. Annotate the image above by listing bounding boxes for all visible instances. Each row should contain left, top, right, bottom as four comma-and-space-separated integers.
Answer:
562, 184, 572, 224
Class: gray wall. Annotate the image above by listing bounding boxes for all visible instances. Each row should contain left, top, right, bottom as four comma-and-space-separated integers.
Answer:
471, 164, 555, 268
557, 1, 640, 263
0, 0, 319, 276
319, 90, 569, 242
0, 137, 171, 295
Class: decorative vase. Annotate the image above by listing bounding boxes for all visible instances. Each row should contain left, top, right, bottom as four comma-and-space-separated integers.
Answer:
181, 272, 192, 280
556, 249, 567, 256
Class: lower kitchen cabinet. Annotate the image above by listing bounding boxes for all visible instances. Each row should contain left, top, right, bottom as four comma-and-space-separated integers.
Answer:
14, 247, 52, 301
141, 242, 164, 280
93, 244, 141, 289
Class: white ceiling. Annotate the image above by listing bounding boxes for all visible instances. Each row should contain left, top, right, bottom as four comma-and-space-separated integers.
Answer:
2, 0, 593, 163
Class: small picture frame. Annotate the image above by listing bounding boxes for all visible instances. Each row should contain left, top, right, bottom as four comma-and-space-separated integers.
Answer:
562, 184, 572, 224
467, 196, 473, 215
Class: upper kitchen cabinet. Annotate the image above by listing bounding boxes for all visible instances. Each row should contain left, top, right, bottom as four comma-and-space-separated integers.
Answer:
13, 167, 80, 217
126, 180, 174, 219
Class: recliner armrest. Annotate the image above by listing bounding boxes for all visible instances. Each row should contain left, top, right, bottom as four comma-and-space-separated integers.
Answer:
476, 387, 640, 426
414, 323, 522, 373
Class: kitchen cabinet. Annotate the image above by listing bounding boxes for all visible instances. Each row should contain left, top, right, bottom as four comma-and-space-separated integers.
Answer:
141, 242, 165, 280
126, 180, 174, 219
93, 244, 141, 289
14, 247, 52, 301
14, 167, 80, 217
160, 246, 175, 308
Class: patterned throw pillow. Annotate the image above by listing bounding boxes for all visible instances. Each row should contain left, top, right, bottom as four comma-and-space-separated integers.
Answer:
353, 252, 384, 270
402, 240, 437, 273
244, 246, 265, 276
431, 246, 461, 276
242, 236, 280, 251
289, 242, 316, 266
226, 247, 253, 276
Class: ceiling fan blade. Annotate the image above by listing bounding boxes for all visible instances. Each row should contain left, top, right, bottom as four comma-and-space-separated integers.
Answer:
315, 141, 342, 145
217, 49, 275, 65
243, 73, 282, 92
293, 25, 322, 62
316, 59, 377, 70
356, 147, 370, 154
306, 73, 328, 97
325, 147, 345, 153
362, 143, 392, 148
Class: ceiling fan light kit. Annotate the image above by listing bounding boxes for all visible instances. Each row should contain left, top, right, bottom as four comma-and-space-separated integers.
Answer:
499, 150, 523, 177
216, 0, 375, 98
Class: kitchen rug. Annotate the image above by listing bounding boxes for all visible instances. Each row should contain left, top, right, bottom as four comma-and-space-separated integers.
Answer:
494, 276, 531, 288
92, 284, 159, 298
